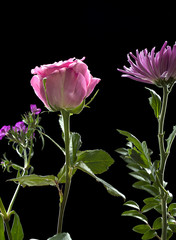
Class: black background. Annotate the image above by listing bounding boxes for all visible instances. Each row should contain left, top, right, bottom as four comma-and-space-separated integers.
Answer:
0, 1, 176, 239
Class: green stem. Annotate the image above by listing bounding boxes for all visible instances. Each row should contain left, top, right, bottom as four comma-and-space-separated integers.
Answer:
158, 84, 169, 240
7, 169, 26, 215
57, 110, 71, 233
7, 184, 21, 215
4, 220, 13, 240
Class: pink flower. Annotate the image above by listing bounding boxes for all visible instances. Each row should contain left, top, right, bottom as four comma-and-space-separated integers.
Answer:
13, 121, 27, 133
117, 41, 176, 85
0, 125, 10, 140
31, 57, 100, 111
30, 104, 41, 115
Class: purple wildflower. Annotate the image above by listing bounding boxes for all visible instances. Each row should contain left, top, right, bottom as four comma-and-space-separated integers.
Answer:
117, 41, 176, 85
13, 121, 27, 133
0, 125, 11, 140
30, 104, 41, 115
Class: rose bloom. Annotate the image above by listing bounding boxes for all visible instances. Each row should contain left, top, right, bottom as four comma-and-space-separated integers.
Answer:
31, 57, 100, 111
117, 41, 176, 85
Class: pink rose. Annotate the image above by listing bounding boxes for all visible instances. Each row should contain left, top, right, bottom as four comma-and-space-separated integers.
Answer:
31, 57, 100, 112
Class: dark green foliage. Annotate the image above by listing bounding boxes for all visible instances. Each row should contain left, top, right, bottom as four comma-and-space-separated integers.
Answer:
116, 129, 176, 239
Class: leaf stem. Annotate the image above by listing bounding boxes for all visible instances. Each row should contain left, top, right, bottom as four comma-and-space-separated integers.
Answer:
7, 183, 21, 215
57, 110, 71, 233
158, 84, 169, 240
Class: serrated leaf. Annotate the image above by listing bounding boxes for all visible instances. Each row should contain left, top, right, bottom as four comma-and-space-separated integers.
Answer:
10, 174, 58, 187
129, 148, 150, 168
122, 210, 148, 224
0, 215, 5, 240
141, 141, 152, 163
47, 232, 72, 240
124, 200, 140, 210
166, 126, 176, 153
117, 130, 143, 151
11, 212, 24, 240
142, 229, 157, 240
145, 87, 161, 119
152, 217, 162, 230
76, 161, 125, 199
76, 149, 114, 174
133, 224, 150, 234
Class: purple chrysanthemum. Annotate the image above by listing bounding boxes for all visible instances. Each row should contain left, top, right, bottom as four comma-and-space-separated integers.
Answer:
0, 125, 11, 140
30, 104, 41, 115
117, 41, 176, 85
13, 121, 27, 133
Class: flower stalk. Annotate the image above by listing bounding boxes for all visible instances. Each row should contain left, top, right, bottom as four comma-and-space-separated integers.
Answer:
158, 84, 170, 240
57, 109, 72, 233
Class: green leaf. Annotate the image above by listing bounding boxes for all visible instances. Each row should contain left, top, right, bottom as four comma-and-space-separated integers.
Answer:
122, 210, 148, 224
76, 161, 125, 199
10, 174, 58, 187
167, 228, 173, 240
76, 149, 114, 174
168, 203, 176, 211
132, 181, 149, 190
11, 213, 24, 240
115, 148, 129, 155
0, 215, 5, 240
47, 232, 72, 240
129, 148, 151, 168
132, 182, 159, 196
0, 197, 8, 219
117, 130, 143, 152
57, 164, 77, 183
143, 197, 160, 205
133, 224, 150, 234
166, 126, 176, 153
168, 203, 176, 216
152, 217, 162, 230
168, 221, 176, 233
124, 200, 140, 210
126, 163, 142, 172
145, 87, 161, 119
142, 229, 157, 240
142, 197, 160, 213
141, 202, 160, 213
69, 132, 82, 165
129, 170, 151, 183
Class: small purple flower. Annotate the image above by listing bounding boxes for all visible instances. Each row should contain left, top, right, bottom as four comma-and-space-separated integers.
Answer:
13, 121, 27, 133
0, 125, 11, 140
30, 104, 41, 115
117, 41, 176, 85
